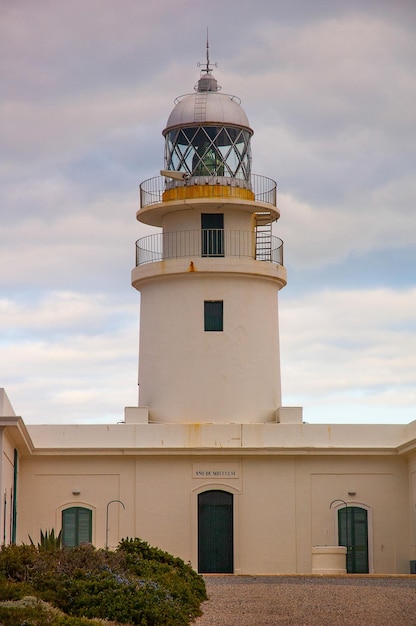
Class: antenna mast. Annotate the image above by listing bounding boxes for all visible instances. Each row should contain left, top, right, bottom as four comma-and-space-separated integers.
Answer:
206, 27, 210, 72
198, 28, 218, 74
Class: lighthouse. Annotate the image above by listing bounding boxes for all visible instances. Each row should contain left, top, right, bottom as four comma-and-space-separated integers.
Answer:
4, 51, 410, 579
132, 52, 287, 425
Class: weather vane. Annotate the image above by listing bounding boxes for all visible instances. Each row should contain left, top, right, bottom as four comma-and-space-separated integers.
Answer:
197, 28, 218, 74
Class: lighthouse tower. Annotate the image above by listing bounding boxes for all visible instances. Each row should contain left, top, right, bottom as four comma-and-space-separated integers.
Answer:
132, 54, 287, 425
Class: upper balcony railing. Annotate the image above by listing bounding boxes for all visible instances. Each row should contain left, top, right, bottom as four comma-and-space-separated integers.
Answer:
135, 229, 284, 267
139, 174, 277, 209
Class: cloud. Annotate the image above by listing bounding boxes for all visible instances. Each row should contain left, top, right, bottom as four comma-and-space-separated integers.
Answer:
275, 189, 416, 271
0, 0, 415, 426
0, 291, 138, 423
280, 286, 416, 422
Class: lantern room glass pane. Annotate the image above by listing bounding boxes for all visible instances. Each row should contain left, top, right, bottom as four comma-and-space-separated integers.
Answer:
165, 125, 252, 181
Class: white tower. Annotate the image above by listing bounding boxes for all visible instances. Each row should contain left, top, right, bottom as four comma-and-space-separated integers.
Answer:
132, 54, 286, 424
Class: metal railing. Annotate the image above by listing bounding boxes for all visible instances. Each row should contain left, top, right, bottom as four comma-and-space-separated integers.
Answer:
139, 173, 277, 209
135, 229, 283, 267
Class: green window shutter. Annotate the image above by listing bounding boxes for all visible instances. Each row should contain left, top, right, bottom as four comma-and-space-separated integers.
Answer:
62, 508, 77, 547
204, 301, 223, 331
62, 507, 92, 547
78, 509, 92, 544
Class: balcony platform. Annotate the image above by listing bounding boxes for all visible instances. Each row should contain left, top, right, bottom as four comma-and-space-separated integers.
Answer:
132, 256, 287, 289
137, 175, 279, 226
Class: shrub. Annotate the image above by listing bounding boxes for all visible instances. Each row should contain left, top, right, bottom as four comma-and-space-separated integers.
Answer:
0, 543, 37, 582
118, 538, 207, 619
0, 539, 206, 625
0, 596, 117, 625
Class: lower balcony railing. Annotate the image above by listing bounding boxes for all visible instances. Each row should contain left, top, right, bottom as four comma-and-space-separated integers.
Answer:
135, 230, 284, 267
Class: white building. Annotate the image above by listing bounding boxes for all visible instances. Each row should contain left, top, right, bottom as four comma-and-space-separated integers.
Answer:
1, 59, 416, 575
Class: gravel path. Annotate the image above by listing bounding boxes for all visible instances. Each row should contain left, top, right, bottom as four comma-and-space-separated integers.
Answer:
194, 575, 416, 625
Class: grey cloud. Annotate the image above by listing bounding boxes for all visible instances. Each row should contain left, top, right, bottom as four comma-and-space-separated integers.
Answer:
1, 0, 415, 425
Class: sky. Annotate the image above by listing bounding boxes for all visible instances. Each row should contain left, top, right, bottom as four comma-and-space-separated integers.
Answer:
1, 0, 415, 425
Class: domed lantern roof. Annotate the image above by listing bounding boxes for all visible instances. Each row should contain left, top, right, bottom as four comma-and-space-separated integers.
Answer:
164, 75, 252, 131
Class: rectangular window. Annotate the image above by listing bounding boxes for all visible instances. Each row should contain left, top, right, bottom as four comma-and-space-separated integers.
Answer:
204, 300, 223, 331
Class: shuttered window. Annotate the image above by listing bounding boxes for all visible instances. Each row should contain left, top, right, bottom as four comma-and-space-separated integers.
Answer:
204, 301, 223, 331
62, 507, 92, 547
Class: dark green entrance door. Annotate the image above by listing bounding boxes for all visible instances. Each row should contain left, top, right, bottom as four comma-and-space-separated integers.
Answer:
198, 490, 233, 573
338, 506, 369, 573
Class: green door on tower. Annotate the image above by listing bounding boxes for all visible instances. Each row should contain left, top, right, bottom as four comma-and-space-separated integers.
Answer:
198, 490, 233, 573
201, 213, 224, 257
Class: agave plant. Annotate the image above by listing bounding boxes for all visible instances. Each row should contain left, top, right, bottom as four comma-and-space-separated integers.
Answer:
29, 528, 62, 550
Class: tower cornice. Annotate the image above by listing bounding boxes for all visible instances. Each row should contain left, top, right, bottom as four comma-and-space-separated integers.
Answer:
132, 257, 287, 291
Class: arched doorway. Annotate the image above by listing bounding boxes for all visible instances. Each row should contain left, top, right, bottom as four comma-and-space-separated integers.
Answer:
198, 490, 233, 573
338, 506, 369, 573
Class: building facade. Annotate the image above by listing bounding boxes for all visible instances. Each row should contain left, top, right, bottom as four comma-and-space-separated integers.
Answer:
1, 60, 416, 574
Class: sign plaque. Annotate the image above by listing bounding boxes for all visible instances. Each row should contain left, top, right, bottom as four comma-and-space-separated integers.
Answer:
193, 463, 239, 479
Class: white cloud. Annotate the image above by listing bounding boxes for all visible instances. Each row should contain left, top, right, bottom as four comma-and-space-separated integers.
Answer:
280, 286, 416, 422
0, 291, 132, 333
0, 292, 139, 423
275, 190, 416, 270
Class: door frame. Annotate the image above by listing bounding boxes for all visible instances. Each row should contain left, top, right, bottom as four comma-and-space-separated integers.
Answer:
333, 501, 373, 573
191, 483, 241, 574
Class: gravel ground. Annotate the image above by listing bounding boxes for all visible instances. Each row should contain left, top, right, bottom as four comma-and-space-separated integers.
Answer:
194, 575, 416, 625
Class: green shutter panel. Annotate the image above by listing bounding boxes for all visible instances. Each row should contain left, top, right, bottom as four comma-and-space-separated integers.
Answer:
62, 507, 92, 547
62, 508, 77, 547
204, 301, 223, 331
78, 509, 92, 544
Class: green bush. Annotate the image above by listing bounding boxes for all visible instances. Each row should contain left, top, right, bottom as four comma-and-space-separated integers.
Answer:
118, 538, 207, 620
0, 543, 37, 581
0, 539, 206, 626
0, 596, 109, 625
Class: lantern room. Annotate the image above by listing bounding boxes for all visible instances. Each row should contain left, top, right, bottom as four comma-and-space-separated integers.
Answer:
163, 63, 253, 185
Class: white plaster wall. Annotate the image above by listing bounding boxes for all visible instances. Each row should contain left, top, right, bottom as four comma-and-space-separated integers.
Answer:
239, 457, 297, 573
138, 272, 282, 423
1, 432, 16, 544
26, 422, 407, 451
307, 456, 409, 574
17, 452, 412, 574
160, 208, 256, 262
134, 456, 194, 560
408, 454, 416, 559
162, 207, 254, 233
1, 433, 15, 490
18, 457, 136, 550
